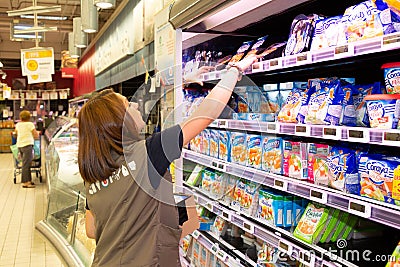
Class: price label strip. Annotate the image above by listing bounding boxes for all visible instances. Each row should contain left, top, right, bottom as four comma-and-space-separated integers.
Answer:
252, 62, 264, 73
273, 179, 288, 191
323, 126, 341, 140
309, 189, 327, 204
266, 122, 279, 133
269, 58, 282, 69
334, 43, 354, 59
295, 125, 310, 136
382, 131, 400, 145
192, 230, 200, 239
296, 52, 311, 65
210, 244, 219, 255
278, 240, 293, 256
216, 249, 228, 262
382, 33, 400, 50
347, 128, 368, 143
348, 200, 372, 218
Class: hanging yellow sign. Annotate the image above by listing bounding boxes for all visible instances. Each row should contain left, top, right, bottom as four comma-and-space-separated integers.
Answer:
21, 47, 55, 76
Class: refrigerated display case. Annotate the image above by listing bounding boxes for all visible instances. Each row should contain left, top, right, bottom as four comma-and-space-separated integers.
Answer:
36, 117, 95, 267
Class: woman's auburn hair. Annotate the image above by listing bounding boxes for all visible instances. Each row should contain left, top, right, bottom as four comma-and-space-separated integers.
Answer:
78, 89, 139, 184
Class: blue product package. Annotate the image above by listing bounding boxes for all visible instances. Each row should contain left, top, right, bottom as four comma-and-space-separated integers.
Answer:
202, 129, 210, 156
311, 16, 345, 50
247, 86, 262, 113
358, 153, 400, 206
296, 85, 317, 124
292, 196, 304, 226
340, 85, 357, 126
283, 195, 293, 228
264, 90, 280, 113
352, 82, 382, 127
257, 189, 284, 227
327, 146, 359, 193
306, 79, 345, 125
219, 131, 231, 162
278, 87, 307, 123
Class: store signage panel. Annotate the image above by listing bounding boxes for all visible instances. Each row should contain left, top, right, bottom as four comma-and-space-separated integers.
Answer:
42, 92, 49, 100
94, 0, 135, 75
9, 92, 19, 100
154, 6, 176, 86
27, 73, 52, 84
21, 48, 55, 76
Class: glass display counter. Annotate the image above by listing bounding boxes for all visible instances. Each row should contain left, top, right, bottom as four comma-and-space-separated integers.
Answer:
36, 117, 95, 267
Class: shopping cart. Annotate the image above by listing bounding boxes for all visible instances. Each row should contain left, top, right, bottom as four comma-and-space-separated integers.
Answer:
10, 133, 42, 184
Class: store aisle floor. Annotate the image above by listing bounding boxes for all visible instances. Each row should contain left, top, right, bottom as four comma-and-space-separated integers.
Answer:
0, 153, 65, 267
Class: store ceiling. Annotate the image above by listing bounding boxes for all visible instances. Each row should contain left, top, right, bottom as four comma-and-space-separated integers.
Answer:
0, 0, 122, 69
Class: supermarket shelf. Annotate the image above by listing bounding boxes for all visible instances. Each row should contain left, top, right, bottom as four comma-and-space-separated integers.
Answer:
200, 32, 400, 82
181, 184, 359, 267
182, 149, 400, 229
214, 119, 400, 147
179, 248, 192, 267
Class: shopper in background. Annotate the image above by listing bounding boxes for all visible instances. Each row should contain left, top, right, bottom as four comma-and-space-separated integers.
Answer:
77, 55, 257, 267
15, 110, 39, 188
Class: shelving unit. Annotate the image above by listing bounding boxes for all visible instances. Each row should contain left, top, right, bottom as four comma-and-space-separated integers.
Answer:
172, 0, 400, 266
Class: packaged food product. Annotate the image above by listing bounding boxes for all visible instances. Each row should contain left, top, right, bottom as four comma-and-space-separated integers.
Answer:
319, 209, 341, 243
382, 62, 400, 94
293, 203, 330, 244
191, 239, 201, 266
340, 85, 357, 126
257, 189, 284, 227
327, 146, 358, 192
209, 129, 219, 158
201, 169, 214, 193
231, 131, 247, 166
258, 42, 287, 61
232, 179, 246, 211
296, 85, 317, 124
330, 212, 350, 242
186, 165, 203, 186
305, 78, 346, 125
244, 36, 269, 59
220, 175, 238, 206
262, 136, 284, 175
247, 134, 262, 169
190, 133, 202, 153
202, 129, 210, 155
212, 171, 226, 199
241, 180, 259, 216
211, 216, 227, 237
277, 88, 306, 123
199, 243, 209, 267
180, 235, 192, 255
311, 16, 347, 50
292, 196, 304, 226
209, 252, 216, 267
229, 41, 254, 63
219, 130, 231, 162
263, 89, 280, 113
283, 140, 308, 180
308, 143, 330, 185
358, 153, 400, 206
352, 82, 382, 127
278, 89, 292, 110
365, 94, 400, 129
235, 86, 250, 113
341, 215, 358, 240
283, 195, 293, 228
386, 241, 400, 267
284, 14, 318, 56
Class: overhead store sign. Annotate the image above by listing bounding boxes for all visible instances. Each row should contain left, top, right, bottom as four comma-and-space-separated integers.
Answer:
27, 73, 52, 84
94, 0, 135, 75
21, 48, 55, 76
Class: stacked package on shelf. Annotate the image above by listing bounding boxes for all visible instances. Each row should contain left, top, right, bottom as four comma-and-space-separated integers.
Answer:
209, 129, 219, 159
283, 140, 308, 180
230, 131, 247, 166
231, 179, 259, 216
261, 135, 284, 175
219, 130, 231, 162
247, 134, 263, 169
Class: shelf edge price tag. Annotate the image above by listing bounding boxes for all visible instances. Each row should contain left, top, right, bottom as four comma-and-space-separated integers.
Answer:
278, 240, 293, 256
383, 33, 400, 50
218, 120, 227, 129
273, 179, 288, 191
295, 125, 310, 136
243, 221, 254, 234
309, 189, 327, 204
252, 62, 264, 72
383, 131, 400, 144
323, 126, 341, 140
334, 44, 354, 59
216, 249, 228, 261
348, 200, 371, 218
296, 52, 311, 65
205, 202, 213, 211
210, 244, 219, 255
269, 58, 282, 69
192, 230, 200, 239
300, 251, 315, 267
267, 122, 278, 133
347, 128, 368, 142
221, 211, 231, 221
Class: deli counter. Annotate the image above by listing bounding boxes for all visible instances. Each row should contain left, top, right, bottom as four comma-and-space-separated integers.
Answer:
36, 117, 95, 266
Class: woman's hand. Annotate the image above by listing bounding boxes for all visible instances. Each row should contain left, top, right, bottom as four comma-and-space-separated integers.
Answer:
183, 66, 215, 86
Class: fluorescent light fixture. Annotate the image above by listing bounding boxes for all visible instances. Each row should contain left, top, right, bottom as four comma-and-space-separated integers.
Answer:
21, 15, 67, 20
81, 0, 98, 33
15, 26, 57, 34
13, 34, 43, 39
94, 0, 115, 9
7, 5, 62, 16
11, 21, 45, 41
73, 17, 87, 48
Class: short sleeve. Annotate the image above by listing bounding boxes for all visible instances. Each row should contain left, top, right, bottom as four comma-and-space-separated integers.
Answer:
145, 125, 183, 188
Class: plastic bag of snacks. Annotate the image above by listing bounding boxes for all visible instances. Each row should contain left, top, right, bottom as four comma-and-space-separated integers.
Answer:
311, 16, 347, 50
351, 82, 382, 127
277, 87, 307, 123
327, 146, 359, 192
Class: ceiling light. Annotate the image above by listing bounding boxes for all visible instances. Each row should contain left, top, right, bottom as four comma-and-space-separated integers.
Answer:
94, 0, 115, 9
69, 32, 80, 58
73, 17, 87, 48
13, 34, 44, 39
81, 0, 98, 33
21, 15, 67, 20
7, 6, 62, 16
14, 26, 57, 34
